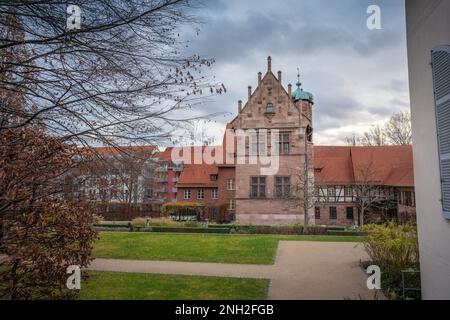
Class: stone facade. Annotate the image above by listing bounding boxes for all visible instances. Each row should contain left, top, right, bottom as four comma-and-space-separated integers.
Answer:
231, 56, 315, 225
164, 58, 417, 227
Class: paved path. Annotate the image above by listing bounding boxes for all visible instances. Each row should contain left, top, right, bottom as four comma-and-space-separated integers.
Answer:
88, 241, 377, 300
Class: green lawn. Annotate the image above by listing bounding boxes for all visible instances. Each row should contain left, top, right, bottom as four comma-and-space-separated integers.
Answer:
93, 232, 364, 265
79, 271, 269, 300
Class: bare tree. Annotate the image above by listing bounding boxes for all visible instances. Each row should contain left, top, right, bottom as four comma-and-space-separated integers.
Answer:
384, 111, 412, 145
286, 140, 316, 229
354, 159, 397, 226
361, 125, 387, 146
293, 165, 316, 228
0, 1, 223, 147
75, 147, 157, 213
0, 1, 218, 299
345, 111, 412, 147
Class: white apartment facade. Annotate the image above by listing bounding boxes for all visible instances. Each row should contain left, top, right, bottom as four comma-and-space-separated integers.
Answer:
406, 0, 450, 299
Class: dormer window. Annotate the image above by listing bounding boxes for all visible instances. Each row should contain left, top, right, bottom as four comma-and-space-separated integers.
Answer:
266, 103, 274, 113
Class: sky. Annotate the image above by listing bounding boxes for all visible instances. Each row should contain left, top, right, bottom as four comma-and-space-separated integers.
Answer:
177, 0, 409, 146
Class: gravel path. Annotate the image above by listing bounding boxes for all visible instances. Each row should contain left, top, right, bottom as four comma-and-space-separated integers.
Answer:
88, 241, 378, 300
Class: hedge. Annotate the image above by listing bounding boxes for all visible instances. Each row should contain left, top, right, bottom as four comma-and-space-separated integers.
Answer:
150, 226, 230, 234
93, 226, 130, 232
93, 222, 360, 236
94, 223, 129, 228
231, 225, 306, 235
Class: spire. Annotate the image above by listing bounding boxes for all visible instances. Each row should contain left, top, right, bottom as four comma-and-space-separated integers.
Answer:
296, 67, 302, 89
291, 67, 314, 103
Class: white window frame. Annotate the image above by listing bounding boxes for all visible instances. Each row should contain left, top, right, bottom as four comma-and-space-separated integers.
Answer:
211, 188, 218, 199
197, 188, 204, 199
184, 189, 191, 200
227, 179, 235, 190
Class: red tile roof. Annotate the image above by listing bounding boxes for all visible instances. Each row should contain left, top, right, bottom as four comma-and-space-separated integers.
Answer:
314, 145, 414, 187
82, 145, 156, 158
153, 147, 174, 161
177, 163, 218, 187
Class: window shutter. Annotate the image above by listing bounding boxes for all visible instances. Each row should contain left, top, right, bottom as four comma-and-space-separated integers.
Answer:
432, 45, 450, 219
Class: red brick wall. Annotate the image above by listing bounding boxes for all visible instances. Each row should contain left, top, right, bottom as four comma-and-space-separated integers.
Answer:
176, 186, 218, 206
315, 204, 357, 226
217, 166, 235, 211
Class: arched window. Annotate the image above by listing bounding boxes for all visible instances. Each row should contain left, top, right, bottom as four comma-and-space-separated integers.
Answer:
266, 103, 274, 113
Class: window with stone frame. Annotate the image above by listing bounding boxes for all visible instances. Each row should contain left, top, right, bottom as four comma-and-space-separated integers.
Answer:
197, 189, 204, 199
278, 132, 290, 155
266, 102, 274, 113
248, 131, 267, 156
249, 133, 258, 156
229, 199, 236, 210
315, 207, 321, 219
275, 176, 291, 198
184, 189, 191, 199
329, 206, 337, 220
259, 132, 267, 156
250, 176, 266, 198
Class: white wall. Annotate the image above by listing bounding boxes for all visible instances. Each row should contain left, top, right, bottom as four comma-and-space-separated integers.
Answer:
406, 0, 450, 299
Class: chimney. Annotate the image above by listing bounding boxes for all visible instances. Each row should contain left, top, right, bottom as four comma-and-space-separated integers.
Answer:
238, 100, 242, 113
248, 86, 252, 101
288, 83, 292, 97
277, 71, 282, 83
267, 56, 272, 72
258, 72, 262, 86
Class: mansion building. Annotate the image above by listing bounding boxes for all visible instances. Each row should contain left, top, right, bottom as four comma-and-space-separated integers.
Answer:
175, 57, 415, 226
74, 57, 416, 226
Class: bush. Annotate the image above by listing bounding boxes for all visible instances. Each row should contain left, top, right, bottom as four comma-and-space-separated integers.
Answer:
185, 220, 202, 228
151, 217, 180, 227
303, 225, 327, 235
362, 222, 420, 299
92, 214, 105, 224
160, 202, 204, 217
131, 217, 147, 228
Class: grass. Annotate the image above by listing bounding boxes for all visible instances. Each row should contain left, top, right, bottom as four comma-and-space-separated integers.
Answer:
93, 232, 364, 265
79, 271, 269, 300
